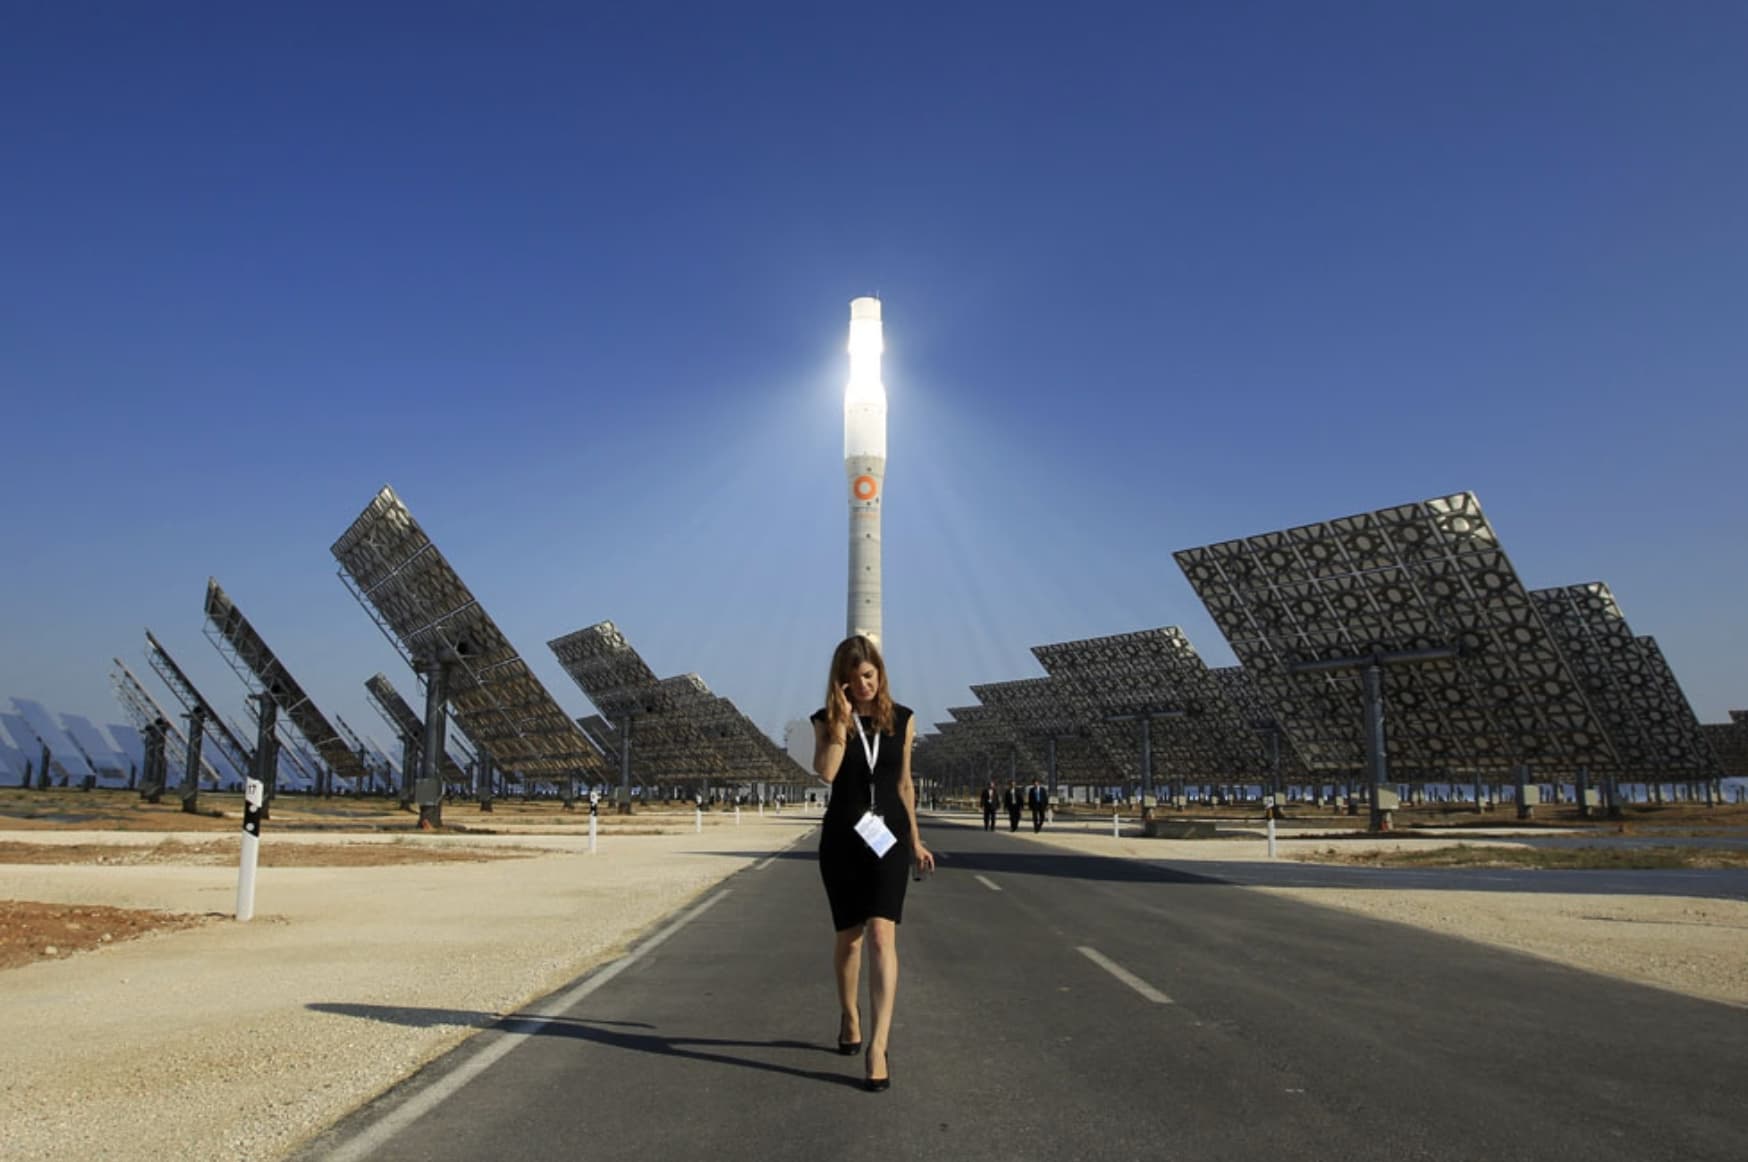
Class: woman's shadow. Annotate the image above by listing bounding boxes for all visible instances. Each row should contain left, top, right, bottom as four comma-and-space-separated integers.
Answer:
307, 1003, 866, 1089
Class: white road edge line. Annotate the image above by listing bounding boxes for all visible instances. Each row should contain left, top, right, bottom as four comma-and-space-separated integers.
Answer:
325, 889, 732, 1162
974, 874, 1003, 892
755, 829, 811, 870
1077, 946, 1173, 1004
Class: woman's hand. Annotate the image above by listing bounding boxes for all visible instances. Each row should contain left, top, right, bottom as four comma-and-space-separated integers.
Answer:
829, 681, 852, 721
913, 841, 935, 873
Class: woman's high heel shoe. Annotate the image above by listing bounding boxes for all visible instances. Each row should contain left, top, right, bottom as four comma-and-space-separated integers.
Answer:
864, 1047, 891, 1092
837, 1011, 862, 1056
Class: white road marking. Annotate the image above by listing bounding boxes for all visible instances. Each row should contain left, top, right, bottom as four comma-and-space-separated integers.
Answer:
1077, 946, 1173, 1004
323, 890, 731, 1162
755, 826, 817, 870
974, 874, 1003, 892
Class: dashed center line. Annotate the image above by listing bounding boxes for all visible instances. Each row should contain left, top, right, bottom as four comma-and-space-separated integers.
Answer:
1078, 946, 1173, 1004
974, 874, 1003, 892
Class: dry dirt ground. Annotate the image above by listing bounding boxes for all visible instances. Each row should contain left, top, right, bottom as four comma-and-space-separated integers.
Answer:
0, 839, 541, 970
0, 900, 212, 970
0, 789, 774, 983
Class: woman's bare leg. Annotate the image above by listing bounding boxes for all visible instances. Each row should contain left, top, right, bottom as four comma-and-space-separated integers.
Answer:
834, 924, 865, 1041
865, 917, 898, 1076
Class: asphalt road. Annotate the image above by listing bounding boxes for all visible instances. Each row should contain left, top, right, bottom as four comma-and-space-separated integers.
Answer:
298, 818, 1747, 1162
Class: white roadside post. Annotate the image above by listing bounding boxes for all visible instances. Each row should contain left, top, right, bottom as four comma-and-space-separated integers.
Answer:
1112, 811, 1120, 839
695, 805, 703, 833
1265, 794, 1278, 859
588, 790, 599, 856
235, 777, 264, 922
735, 806, 741, 827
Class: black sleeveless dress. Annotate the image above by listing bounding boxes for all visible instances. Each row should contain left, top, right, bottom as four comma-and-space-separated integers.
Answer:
812, 703, 914, 932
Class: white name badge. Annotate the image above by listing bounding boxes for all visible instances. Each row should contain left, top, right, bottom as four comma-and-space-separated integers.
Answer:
854, 810, 898, 858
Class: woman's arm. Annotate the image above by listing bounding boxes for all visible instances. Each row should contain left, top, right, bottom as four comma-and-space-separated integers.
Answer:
812, 718, 847, 783
897, 717, 934, 869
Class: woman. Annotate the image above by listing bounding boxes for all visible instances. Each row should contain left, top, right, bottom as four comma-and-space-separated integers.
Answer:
811, 634, 935, 1092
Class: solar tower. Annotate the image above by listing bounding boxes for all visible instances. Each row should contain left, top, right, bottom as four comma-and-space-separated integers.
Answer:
844, 296, 887, 645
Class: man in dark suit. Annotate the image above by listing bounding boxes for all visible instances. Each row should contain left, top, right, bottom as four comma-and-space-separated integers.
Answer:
1004, 782, 1023, 832
980, 780, 999, 831
1027, 779, 1048, 832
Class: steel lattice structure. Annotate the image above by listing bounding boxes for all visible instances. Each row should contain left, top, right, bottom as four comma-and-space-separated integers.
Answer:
331, 487, 602, 780
215, 710, 318, 785
1207, 665, 1311, 781
1530, 584, 1720, 777
547, 622, 659, 723
1175, 492, 1616, 775
623, 702, 729, 779
921, 714, 1023, 786
948, 703, 1046, 781
911, 720, 987, 783
971, 677, 1118, 784
143, 629, 257, 780
1033, 627, 1266, 781
1634, 635, 1721, 777
333, 714, 396, 785
1702, 712, 1748, 777
108, 660, 222, 785
661, 674, 799, 779
545, 621, 805, 782
575, 714, 619, 763
548, 623, 727, 779
362, 672, 468, 784
203, 579, 369, 782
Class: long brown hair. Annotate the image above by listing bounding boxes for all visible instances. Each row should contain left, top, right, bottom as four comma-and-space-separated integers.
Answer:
826, 634, 896, 737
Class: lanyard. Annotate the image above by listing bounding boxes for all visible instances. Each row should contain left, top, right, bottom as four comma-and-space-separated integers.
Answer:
852, 714, 881, 810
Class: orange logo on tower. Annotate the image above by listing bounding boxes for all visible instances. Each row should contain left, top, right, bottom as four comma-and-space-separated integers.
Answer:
852, 475, 879, 501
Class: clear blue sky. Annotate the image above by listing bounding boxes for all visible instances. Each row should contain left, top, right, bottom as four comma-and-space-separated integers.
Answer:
3, 1, 1744, 766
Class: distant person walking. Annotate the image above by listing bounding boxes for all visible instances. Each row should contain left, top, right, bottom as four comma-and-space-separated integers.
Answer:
1027, 778, 1048, 833
980, 779, 1000, 831
811, 634, 935, 1093
1004, 781, 1023, 832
